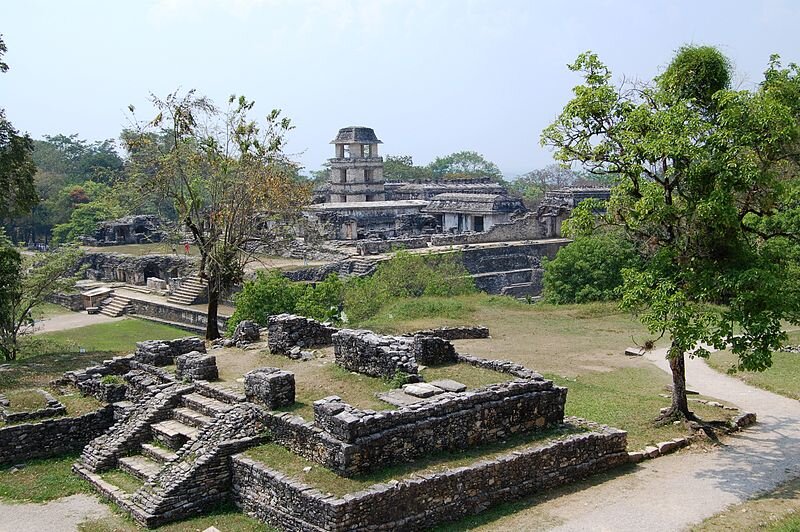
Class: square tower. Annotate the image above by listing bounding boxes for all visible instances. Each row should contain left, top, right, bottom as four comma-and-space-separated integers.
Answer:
328, 126, 385, 203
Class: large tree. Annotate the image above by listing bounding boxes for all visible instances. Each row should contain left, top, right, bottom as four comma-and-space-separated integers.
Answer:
125, 91, 310, 339
427, 150, 503, 181
542, 46, 800, 423
0, 35, 37, 220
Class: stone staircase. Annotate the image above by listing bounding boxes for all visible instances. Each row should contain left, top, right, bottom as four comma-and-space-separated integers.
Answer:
167, 276, 208, 306
100, 296, 134, 317
337, 258, 377, 278
74, 382, 263, 527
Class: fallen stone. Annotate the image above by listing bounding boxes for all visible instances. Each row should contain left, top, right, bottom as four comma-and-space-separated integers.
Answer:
624, 347, 645, 356
644, 445, 660, 458
428, 379, 467, 393
376, 390, 425, 407
402, 383, 441, 398
657, 440, 679, 455
627, 451, 645, 463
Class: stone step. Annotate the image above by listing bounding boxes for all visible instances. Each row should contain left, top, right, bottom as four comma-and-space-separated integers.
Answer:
151, 419, 199, 450
172, 406, 213, 428
118, 454, 162, 482
140, 442, 178, 464
181, 392, 232, 417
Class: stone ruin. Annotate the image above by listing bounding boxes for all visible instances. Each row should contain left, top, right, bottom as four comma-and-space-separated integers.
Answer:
82, 214, 166, 246
1, 322, 631, 530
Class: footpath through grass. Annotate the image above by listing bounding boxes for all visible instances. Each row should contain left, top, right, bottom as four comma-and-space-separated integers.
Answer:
707, 330, 800, 401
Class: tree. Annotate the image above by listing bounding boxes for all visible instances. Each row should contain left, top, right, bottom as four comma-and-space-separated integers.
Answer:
125, 90, 310, 339
542, 232, 641, 304
0, 234, 84, 361
383, 155, 434, 182
542, 47, 800, 423
0, 35, 37, 219
427, 150, 503, 181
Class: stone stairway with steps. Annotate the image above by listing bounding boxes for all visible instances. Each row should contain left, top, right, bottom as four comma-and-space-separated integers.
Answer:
100, 295, 134, 317
74, 382, 263, 527
167, 275, 208, 306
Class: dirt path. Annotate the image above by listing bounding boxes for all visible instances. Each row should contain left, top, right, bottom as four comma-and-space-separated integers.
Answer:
476, 348, 800, 531
0, 494, 111, 532
33, 312, 123, 333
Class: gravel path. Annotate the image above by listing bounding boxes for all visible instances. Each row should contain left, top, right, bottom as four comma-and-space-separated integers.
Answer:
33, 312, 123, 333
484, 348, 800, 531
0, 494, 111, 532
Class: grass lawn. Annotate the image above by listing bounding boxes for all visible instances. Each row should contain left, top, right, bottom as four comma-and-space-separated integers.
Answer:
246, 424, 583, 497
707, 330, 800, 400
2, 389, 48, 412
28, 319, 189, 357
694, 475, 800, 531
100, 470, 142, 494
0, 454, 90, 502
31, 302, 73, 320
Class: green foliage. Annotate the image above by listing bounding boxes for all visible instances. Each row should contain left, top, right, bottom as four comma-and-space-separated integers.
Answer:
426, 150, 503, 181
657, 45, 732, 108
384, 371, 414, 388
295, 274, 343, 323
343, 251, 476, 323
100, 374, 124, 385
383, 155, 434, 182
543, 233, 641, 304
542, 47, 800, 416
228, 270, 305, 333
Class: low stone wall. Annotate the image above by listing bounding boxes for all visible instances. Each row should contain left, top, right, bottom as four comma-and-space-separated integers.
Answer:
456, 353, 545, 380
61, 354, 135, 402
356, 236, 430, 256
411, 335, 457, 365
128, 299, 229, 333
244, 368, 295, 409
311, 379, 566, 473
176, 352, 219, 382
403, 326, 490, 340
0, 390, 66, 423
267, 314, 337, 356
332, 329, 417, 379
232, 420, 628, 531
45, 292, 84, 311
0, 406, 114, 466
261, 412, 351, 474
134, 337, 206, 366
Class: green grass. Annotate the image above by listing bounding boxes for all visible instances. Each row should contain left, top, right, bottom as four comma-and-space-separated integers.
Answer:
100, 470, 143, 494
3, 389, 48, 413
27, 319, 188, 357
358, 296, 476, 331
246, 424, 583, 497
421, 363, 509, 389
553, 365, 732, 450
31, 302, 73, 320
707, 330, 800, 400
0, 454, 89, 502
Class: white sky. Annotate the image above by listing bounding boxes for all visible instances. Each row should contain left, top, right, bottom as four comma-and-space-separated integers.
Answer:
2, 0, 799, 177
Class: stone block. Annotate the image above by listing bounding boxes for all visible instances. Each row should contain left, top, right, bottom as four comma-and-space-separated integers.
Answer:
175, 352, 218, 382
232, 320, 260, 344
244, 367, 295, 409
624, 347, 645, 356
429, 379, 467, 393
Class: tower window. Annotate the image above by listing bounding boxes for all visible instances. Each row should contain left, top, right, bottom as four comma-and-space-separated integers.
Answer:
343, 145, 350, 159
362, 144, 371, 157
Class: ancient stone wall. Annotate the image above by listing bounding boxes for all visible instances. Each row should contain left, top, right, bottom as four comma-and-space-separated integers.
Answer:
431, 211, 549, 246
134, 337, 206, 366
311, 379, 566, 474
231, 420, 628, 532
267, 314, 337, 356
403, 326, 490, 340
0, 390, 66, 423
244, 368, 295, 409
356, 236, 431, 256
128, 299, 229, 334
411, 335, 458, 366
332, 329, 418, 378
175, 352, 219, 382
80, 252, 197, 286
45, 292, 84, 311
0, 406, 114, 466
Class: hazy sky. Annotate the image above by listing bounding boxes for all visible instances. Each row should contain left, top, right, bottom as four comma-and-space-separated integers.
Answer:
2, 0, 799, 177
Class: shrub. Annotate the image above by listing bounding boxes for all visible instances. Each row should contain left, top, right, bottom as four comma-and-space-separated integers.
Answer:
100, 374, 124, 385
543, 233, 642, 304
227, 270, 306, 334
343, 251, 475, 323
295, 274, 344, 323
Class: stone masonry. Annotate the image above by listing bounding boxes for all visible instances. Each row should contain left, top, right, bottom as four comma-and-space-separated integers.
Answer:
175, 352, 219, 382
332, 329, 418, 379
267, 314, 336, 356
244, 368, 296, 409
135, 337, 206, 366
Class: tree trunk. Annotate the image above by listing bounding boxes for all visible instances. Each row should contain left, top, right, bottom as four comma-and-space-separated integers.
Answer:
659, 350, 696, 423
205, 284, 221, 340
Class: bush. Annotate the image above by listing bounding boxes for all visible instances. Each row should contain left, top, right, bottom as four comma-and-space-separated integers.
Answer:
227, 272, 344, 335
343, 251, 475, 323
543, 233, 642, 304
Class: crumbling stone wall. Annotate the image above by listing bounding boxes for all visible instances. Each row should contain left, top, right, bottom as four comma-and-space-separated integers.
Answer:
332, 329, 418, 378
0, 406, 114, 466
61, 354, 135, 403
134, 337, 206, 366
411, 335, 457, 366
244, 368, 295, 409
232, 420, 628, 532
403, 325, 490, 340
267, 314, 337, 356
356, 236, 431, 256
310, 379, 566, 474
80, 252, 197, 286
175, 352, 219, 382
0, 390, 66, 423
